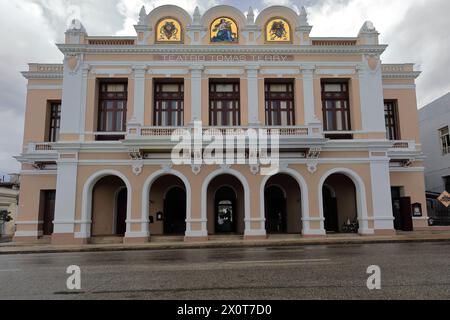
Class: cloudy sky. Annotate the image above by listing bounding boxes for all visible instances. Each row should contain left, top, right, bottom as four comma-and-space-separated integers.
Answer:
0, 0, 449, 177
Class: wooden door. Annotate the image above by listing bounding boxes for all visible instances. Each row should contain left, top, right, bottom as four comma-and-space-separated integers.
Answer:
400, 197, 413, 232
43, 191, 56, 236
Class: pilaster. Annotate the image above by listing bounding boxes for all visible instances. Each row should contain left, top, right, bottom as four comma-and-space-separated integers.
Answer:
301, 65, 318, 124
246, 65, 260, 126
369, 150, 395, 233
132, 65, 147, 125
52, 154, 79, 244
190, 65, 204, 123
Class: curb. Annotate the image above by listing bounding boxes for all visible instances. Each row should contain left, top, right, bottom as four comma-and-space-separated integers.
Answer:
1, 236, 450, 255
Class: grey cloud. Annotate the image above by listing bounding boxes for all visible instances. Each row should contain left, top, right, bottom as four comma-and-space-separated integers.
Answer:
31, 0, 125, 39
382, 0, 450, 107
0, 0, 449, 175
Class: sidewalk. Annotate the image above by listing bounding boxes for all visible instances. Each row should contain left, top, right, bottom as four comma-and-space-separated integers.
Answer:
1, 230, 450, 255
0, 237, 12, 244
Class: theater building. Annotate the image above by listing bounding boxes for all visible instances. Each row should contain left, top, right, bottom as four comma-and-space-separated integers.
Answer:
15, 5, 428, 245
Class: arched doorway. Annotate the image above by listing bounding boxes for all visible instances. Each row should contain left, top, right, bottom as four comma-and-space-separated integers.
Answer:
207, 174, 245, 235
263, 174, 302, 234
265, 186, 287, 233
91, 175, 128, 237
215, 186, 237, 233
163, 187, 187, 235
149, 175, 187, 236
322, 174, 357, 233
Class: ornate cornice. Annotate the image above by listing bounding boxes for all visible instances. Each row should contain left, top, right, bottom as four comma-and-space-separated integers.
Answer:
22, 64, 64, 80
382, 71, 421, 80
56, 44, 388, 56
21, 71, 64, 80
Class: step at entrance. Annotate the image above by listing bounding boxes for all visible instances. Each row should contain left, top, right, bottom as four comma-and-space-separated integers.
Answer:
151, 236, 185, 243
209, 235, 244, 241
267, 234, 302, 240
90, 236, 124, 245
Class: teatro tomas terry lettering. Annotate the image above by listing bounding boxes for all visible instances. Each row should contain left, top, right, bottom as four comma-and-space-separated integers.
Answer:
162, 54, 289, 62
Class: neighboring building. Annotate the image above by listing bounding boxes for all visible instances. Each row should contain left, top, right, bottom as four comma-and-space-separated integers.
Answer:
419, 92, 450, 194
15, 5, 428, 245
0, 175, 20, 238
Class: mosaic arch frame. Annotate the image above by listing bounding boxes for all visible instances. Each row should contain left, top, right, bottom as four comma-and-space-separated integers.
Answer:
265, 17, 292, 43
155, 17, 183, 43
210, 17, 239, 43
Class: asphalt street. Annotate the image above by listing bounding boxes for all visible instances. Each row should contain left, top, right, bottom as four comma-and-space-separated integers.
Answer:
1, 242, 450, 300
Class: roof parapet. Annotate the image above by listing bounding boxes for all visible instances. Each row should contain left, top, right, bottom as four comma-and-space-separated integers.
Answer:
21, 63, 64, 80
381, 64, 421, 79
65, 19, 88, 44
358, 21, 379, 45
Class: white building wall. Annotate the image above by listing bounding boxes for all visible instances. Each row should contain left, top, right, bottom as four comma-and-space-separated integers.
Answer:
419, 93, 450, 193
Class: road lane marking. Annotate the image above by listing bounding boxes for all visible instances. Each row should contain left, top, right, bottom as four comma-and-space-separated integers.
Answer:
228, 259, 330, 264
0, 269, 21, 272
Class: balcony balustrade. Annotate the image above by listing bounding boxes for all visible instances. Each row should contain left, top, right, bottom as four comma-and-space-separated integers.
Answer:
390, 140, 418, 151
126, 124, 323, 139
26, 142, 56, 153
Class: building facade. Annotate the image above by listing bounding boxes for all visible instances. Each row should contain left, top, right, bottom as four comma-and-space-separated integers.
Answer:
15, 5, 428, 245
419, 92, 450, 194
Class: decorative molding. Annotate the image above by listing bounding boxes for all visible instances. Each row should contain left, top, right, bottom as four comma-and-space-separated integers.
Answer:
220, 164, 232, 171
21, 72, 63, 80
129, 148, 143, 160
161, 163, 173, 172
260, 68, 300, 75
27, 84, 63, 90
15, 221, 44, 225
19, 170, 57, 176
307, 147, 322, 159
91, 68, 132, 76
382, 72, 421, 79
315, 68, 355, 75
132, 161, 143, 176
306, 147, 321, 174
65, 53, 82, 75
383, 84, 416, 90
191, 164, 202, 175
147, 68, 189, 76
57, 44, 388, 56
389, 167, 425, 173
204, 68, 244, 75
306, 160, 318, 174
250, 164, 260, 175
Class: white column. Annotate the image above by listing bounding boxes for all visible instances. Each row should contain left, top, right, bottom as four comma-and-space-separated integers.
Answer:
132, 65, 146, 125
53, 157, 78, 236
246, 65, 260, 126
302, 218, 326, 236
369, 151, 395, 231
78, 65, 89, 141
357, 56, 386, 134
301, 66, 317, 124
190, 65, 203, 123
60, 55, 85, 139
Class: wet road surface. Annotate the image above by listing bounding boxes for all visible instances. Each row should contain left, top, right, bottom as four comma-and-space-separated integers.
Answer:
1, 242, 450, 300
